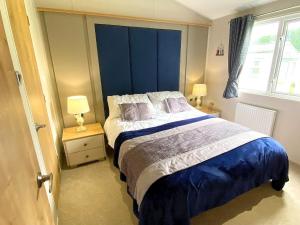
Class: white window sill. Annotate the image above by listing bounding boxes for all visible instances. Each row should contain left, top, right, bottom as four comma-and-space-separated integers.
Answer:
239, 89, 300, 103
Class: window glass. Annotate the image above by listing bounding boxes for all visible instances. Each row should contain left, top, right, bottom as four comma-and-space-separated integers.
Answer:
275, 20, 300, 96
239, 21, 279, 92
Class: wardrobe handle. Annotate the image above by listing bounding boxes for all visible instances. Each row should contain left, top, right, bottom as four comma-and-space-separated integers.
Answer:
35, 123, 46, 132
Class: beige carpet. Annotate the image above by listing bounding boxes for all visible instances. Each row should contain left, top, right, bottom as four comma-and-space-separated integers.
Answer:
58, 154, 300, 225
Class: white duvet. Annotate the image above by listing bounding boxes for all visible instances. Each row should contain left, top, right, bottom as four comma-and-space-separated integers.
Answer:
104, 107, 206, 148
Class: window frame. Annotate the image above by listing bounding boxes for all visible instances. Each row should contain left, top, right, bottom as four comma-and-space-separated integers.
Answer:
239, 13, 300, 102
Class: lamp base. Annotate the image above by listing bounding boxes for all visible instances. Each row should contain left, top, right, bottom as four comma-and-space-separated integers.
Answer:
76, 125, 87, 132
195, 97, 202, 109
74, 114, 87, 132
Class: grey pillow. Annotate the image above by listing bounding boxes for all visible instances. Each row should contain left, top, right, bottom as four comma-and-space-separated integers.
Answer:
119, 103, 152, 121
164, 97, 191, 113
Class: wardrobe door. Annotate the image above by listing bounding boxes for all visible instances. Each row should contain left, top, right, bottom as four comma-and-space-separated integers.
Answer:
158, 30, 181, 91
95, 24, 132, 116
129, 28, 158, 93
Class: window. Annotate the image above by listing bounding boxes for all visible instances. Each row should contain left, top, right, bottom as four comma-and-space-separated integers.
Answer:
239, 14, 300, 99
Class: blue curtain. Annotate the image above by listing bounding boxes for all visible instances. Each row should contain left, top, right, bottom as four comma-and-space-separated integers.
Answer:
223, 14, 255, 99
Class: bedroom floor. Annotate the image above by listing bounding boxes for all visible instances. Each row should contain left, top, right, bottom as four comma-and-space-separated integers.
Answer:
58, 152, 300, 225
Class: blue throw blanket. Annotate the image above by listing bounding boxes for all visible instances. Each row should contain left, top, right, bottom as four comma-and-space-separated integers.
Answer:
114, 116, 289, 225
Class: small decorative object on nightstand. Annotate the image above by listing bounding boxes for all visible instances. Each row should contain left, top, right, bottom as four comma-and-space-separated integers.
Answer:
196, 104, 221, 118
62, 123, 106, 167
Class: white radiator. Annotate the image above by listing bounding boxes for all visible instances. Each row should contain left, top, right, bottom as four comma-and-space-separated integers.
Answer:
234, 103, 277, 136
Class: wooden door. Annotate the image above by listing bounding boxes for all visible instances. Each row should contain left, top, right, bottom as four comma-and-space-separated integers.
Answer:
5, 0, 60, 203
0, 13, 55, 225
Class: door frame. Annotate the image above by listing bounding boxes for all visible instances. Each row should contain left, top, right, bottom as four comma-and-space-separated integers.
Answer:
0, 1, 57, 223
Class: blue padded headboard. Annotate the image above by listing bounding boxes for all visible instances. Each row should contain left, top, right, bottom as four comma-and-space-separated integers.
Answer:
95, 24, 181, 117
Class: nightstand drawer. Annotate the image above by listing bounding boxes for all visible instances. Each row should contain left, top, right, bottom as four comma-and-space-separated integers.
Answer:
65, 135, 103, 153
68, 148, 101, 166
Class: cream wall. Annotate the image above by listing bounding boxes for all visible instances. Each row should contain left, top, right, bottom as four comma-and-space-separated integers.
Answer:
205, 0, 300, 164
43, 12, 209, 126
24, 0, 64, 157
185, 26, 208, 96
43, 13, 96, 127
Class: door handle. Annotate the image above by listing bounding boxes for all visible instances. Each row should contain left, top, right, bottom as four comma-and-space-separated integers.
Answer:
35, 123, 46, 132
37, 172, 53, 193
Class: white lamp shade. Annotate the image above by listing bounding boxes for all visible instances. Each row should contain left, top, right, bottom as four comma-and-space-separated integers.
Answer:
192, 84, 207, 97
67, 96, 90, 114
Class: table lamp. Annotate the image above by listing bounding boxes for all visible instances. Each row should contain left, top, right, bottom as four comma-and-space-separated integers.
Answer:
67, 96, 90, 132
192, 84, 207, 109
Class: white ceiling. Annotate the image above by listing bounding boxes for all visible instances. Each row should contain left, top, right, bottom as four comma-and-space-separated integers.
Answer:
35, 0, 211, 23
35, 0, 278, 20
175, 0, 277, 19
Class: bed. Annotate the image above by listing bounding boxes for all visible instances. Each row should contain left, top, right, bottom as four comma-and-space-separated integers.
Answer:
104, 93, 289, 225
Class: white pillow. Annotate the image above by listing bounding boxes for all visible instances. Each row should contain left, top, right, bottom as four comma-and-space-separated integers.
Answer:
107, 94, 154, 119
147, 91, 185, 113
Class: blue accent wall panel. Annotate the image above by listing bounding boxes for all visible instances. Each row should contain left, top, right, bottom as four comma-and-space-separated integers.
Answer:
157, 30, 181, 91
95, 24, 132, 116
95, 24, 182, 117
129, 28, 158, 93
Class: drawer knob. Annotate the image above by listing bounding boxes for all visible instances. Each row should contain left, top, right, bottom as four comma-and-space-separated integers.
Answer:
83, 143, 88, 147
85, 155, 89, 158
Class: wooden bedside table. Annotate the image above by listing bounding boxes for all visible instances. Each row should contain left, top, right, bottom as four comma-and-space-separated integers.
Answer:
196, 106, 221, 117
62, 123, 106, 167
